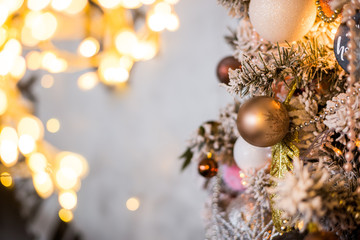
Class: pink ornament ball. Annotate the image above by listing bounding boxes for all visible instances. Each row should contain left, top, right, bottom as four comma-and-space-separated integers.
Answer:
222, 165, 246, 192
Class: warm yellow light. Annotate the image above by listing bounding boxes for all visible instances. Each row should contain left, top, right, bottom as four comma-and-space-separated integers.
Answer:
59, 190, 77, 210
78, 37, 100, 58
4, 0, 24, 13
98, 0, 121, 8
121, 0, 141, 9
0, 39, 22, 76
166, 14, 179, 31
119, 56, 133, 71
33, 172, 54, 198
5, 39, 22, 56
132, 41, 157, 60
58, 152, 88, 178
0, 140, 18, 166
141, 0, 155, 4
0, 54, 12, 76
64, 0, 87, 14
154, 2, 171, 14
0, 7, 9, 27
0, 172, 12, 187
0, 89, 8, 115
51, 0, 72, 11
147, 13, 166, 32
58, 209, 73, 222
103, 67, 129, 84
115, 30, 138, 56
28, 0, 51, 11
27, 153, 47, 173
46, 118, 60, 133
0, 127, 18, 167
0, 27, 7, 47
41, 74, 55, 88
18, 116, 44, 140
0, 127, 17, 142
334, 148, 343, 155
99, 55, 130, 84
56, 167, 78, 190
26, 51, 42, 70
18, 135, 36, 155
27, 12, 58, 41
41, 52, 56, 67
21, 26, 40, 47
164, 0, 179, 3
126, 197, 140, 211
297, 220, 305, 231
41, 52, 67, 73
78, 72, 98, 91
10, 56, 26, 79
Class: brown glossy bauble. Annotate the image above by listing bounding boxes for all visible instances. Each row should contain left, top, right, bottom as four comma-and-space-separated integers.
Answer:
198, 158, 218, 178
216, 56, 241, 84
236, 96, 289, 147
304, 231, 339, 240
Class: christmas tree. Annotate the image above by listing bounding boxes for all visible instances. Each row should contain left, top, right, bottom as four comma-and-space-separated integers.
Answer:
181, 0, 360, 239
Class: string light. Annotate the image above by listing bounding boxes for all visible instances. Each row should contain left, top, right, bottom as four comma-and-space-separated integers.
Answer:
0, 172, 12, 188
126, 197, 140, 211
78, 37, 100, 58
46, 118, 60, 133
0, 0, 180, 88
0, 0, 180, 223
78, 72, 99, 91
59, 209, 73, 222
59, 190, 77, 210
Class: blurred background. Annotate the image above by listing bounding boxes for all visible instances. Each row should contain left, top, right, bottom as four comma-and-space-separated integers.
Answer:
0, 0, 236, 239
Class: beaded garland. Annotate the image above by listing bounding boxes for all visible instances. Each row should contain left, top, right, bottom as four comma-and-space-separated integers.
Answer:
316, 0, 341, 23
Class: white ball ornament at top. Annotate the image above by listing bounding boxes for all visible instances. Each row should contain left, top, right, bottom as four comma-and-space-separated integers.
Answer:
233, 137, 271, 171
249, 0, 317, 43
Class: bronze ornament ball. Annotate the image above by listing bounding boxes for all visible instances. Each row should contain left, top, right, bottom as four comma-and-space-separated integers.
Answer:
198, 158, 218, 178
236, 96, 290, 147
216, 56, 241, 84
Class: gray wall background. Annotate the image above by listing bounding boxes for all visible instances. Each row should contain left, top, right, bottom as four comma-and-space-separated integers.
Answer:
34, 1, 235, 239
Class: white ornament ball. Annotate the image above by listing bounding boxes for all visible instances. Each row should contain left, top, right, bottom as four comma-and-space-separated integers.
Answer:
249, 0, 317, 43
233, 137, 270, 171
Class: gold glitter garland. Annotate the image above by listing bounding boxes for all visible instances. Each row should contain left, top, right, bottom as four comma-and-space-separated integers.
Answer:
270, 132, 300, 232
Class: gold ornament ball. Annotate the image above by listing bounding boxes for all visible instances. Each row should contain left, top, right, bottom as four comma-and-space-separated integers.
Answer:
249, 0, 317, 43
236, 96, 289, 147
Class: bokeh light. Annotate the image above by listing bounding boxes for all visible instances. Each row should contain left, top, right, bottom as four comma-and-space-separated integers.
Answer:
56, 167, 78, 190
59, 209, 73, 222
46, 118, 60, 133
18, 116, 44, 141
78, 72, 99, 91
78, 37, 100, 58
126, 197, 140, 211
59, 190, 77, 210
18, 134, 36, 155
27, 153, 48, 173
33, 172, 54, 198
0, 89, 8, 115
0, 127, 19, 167
0, 172, 12, 188
41, 74, 55, 88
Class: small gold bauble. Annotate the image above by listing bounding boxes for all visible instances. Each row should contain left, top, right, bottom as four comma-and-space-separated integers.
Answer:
236, 96, 289, 147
